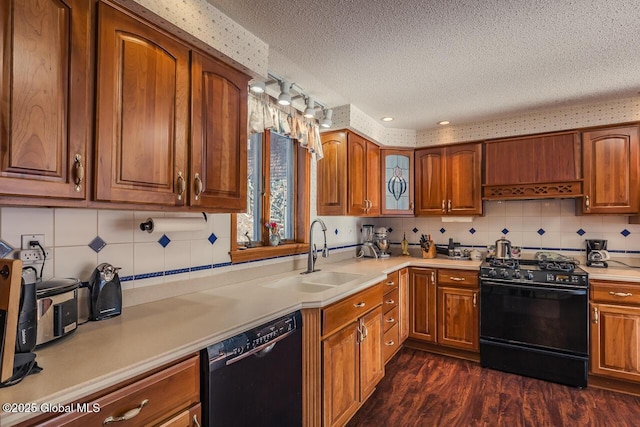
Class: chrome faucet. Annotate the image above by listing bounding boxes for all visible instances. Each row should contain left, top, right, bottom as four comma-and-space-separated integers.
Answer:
302, 218, 329, 274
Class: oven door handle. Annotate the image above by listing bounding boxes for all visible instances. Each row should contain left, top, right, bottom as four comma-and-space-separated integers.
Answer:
482, 281, 587, 295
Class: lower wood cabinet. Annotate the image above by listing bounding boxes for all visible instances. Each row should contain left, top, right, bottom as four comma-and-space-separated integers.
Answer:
381, 269, 410, 363
590, 280, 640, 383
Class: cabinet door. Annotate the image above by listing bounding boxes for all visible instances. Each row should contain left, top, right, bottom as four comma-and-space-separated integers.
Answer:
582, 126, 639, 214
317, 131, 347, 215
322, 322, 360, 427
359, 306, 384, 400
347, 133, 368, 215
590, 303, 640, 382
437, 286, 479, 351
381, 150, 414, 216
409, 268, 437, 342
365, 140, 381, 216
94, 3, 189, 205
399, 268, 410, 342
415, 148, 446, 215
0, 0, 91, 200
446, 143, 482, 215
158, 403, 201, 427
191, 51, 248, 210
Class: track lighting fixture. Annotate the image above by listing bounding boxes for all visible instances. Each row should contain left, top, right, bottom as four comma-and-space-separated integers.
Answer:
249, 80, 266, 94
320, 109, 333, 128
304, 97, 316, 118
278, 80, 292, 106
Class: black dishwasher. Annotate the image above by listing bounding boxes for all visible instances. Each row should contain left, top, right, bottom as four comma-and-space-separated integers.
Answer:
201, 311, 302, 427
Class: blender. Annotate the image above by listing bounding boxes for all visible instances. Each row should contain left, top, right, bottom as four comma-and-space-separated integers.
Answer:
358, 225, 379, 258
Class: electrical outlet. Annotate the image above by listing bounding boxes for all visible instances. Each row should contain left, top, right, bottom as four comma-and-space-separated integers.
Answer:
21, 234, 45, 250
19, 248, 51, 264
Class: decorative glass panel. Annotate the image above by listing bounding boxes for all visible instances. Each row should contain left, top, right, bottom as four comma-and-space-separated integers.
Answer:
385, 154, 410, 210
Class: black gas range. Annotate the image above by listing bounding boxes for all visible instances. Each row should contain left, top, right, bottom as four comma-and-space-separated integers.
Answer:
479, 257, 589, 388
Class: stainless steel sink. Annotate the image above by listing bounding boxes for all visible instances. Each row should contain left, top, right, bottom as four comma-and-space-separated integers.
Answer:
264, 271, 363, 293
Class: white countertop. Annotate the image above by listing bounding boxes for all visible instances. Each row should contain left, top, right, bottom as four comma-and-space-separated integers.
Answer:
2, 254, 639, 425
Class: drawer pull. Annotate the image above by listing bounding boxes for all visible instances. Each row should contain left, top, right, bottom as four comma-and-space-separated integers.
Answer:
193, 414, 201, 427
609, 291, 633, 297
353, 302, 366, 308
593, 307, 599, 324
103, 399, 149, 424
473, 292, 477, 308
385, 340, 395, 346
385, 299, 395, 304
449, 277, 465, 281
385, 281, 396, 286
385, 317, 396, 323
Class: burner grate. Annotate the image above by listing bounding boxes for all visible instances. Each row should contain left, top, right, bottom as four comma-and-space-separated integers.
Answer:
489, 259, 519, 269
538, 261, 576, 272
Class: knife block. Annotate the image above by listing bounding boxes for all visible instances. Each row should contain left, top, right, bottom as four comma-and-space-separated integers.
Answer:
422, 243, 437, 259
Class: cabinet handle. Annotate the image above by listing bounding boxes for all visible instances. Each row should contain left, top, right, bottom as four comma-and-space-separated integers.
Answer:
441, 200, 446, 213
73, 154, 84, 192
448, 199, 452, 212
354, 302, 366, 308
585, 195, 590, 211
385, 281, 396, 286
176, 171, 185, 200
473, 292, 477, 308
385, 340, 395, 346
385, 317, 396, 323
593, 306, 599, 324
385, 299, 395, 305
194, 173, 203, 201
357, 324, 364, 343
193, 414, 201, 427
409, 201, 414, 210
362, 322, 368, 339
609, 291, 633, 297
449, 276, 465, 281
103, 399, 149, 424
431, 271, 435, 282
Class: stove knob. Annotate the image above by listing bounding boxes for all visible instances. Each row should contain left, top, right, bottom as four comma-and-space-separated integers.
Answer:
489, 269, 497, 278
513, 270, 521, 279
501, 270, 510, 278
526, 271, 534, 280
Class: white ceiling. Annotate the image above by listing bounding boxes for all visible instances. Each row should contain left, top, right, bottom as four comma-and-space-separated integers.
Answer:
206, 0, 640, 131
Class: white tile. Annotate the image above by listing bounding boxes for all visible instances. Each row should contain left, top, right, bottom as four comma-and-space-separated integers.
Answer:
521, 216, 541, 232
540, 216, 562, 232
484, 201, 506, 217
505, 231, 523, 247
560, 199, 577, 216
164, 272, 190, 283
55, 209, 97, 247
607, 234, 627, 252
0, 207, 54, 249
520, 200, 541, 217
134, 242, 165, 276
580, 216, 603, 233
602, 215, 627, 232
210, 214, 232, 239
541, 232, 562, 249
470, 216, 488, 232
522, 232, 542, 249
98, 243, 134, 280
165, 240, 190, 271
560, 216, 581, 231
488, 216, 506, 233
505, 201, 524, 217
54, 246, 98, 282
98, 210, 134, 244
213, 237, 231, 264
540, 200, 561, 217
133, 275, 165, 287
470, 231, 489, 247
505, 217, 523, 233
560, 232, 582, 250
191, 239, 214, 268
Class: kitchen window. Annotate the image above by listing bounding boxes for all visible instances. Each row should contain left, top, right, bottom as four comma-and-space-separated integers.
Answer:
230, 129, 310, 263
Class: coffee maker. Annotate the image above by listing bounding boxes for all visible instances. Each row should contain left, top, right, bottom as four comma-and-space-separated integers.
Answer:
586, 239, 610, 268
358, 225, 379, 258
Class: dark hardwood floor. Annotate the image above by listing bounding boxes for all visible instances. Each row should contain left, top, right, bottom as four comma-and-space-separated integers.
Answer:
347, 348, 640, 427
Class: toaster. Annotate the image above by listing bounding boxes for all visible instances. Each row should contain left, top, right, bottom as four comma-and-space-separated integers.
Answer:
88, 263, 122, 321
35, 277, 79, 346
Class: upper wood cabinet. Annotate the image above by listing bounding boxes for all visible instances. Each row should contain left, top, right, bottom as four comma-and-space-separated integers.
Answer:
190, 51, 248, 211
484, 132, 582, 200
581, 126, 639, 214
0, 0, 92, 201
415, 143, 482, 216
317, 130, 380, 216
94, 2, 190, 206
380, 149, 414, 216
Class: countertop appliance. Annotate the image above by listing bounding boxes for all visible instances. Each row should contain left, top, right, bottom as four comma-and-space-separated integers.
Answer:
358, 224, 379, 258
375, 227, 390, 258
586, 239, 610, 268
35, 278, 79, 346
17, 268, 38, 353
495, 236, 512, 259
88, 263, 122, 321
201, 311, 302, 426
479, 257, 589, 388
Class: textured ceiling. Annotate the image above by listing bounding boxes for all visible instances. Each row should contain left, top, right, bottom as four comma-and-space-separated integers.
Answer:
206, 0, 640, 130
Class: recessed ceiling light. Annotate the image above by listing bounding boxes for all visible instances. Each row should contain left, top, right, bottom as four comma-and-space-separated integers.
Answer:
438, 121, 450, 125
381, 117, 394, 122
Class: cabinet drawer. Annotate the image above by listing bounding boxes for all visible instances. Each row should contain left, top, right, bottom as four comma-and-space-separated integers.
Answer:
383, 288, 399, 312
383, 323, 400, 362
591, 281, 640, 305
383, 271, 399, 291
323, 283, 382, 337
438, 269, 478, 287
39, 356, 200, 427
383, 306, 399, 332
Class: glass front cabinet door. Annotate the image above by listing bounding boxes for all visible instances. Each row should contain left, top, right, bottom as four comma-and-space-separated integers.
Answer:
381, 149, 414, 216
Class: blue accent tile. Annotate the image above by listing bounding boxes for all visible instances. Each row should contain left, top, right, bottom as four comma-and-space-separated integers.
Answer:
387, 227, 393, 233
502, 228, 509, 235
440, 228, 446, 234
537, 228, 546, 236
88, 236, 107, 253
158, 234, 171, 248
119, 275, 134, 282
208, 233, 218, 245
469, 228, 476, 235
166, 268, 190, 276
412, 227, 419, 233
213, 262, 232, 269
576, 228, 586, 236
621, 229, 631, 237
334, 229, 339, 235
191, 265, 212, 272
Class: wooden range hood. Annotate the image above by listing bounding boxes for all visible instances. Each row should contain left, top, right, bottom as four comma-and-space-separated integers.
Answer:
483, 131, 583, 200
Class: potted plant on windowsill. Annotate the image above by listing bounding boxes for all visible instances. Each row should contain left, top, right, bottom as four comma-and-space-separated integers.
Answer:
265, 222, 281, 246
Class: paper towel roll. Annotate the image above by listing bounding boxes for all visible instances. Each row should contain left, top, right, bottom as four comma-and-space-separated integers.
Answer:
140, 216, 207, 233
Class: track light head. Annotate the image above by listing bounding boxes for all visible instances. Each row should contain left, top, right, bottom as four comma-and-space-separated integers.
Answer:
249, 80, 266, 94
320, 109, 333, 128
304, 97, 316, 118
277, 80, 292, 106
